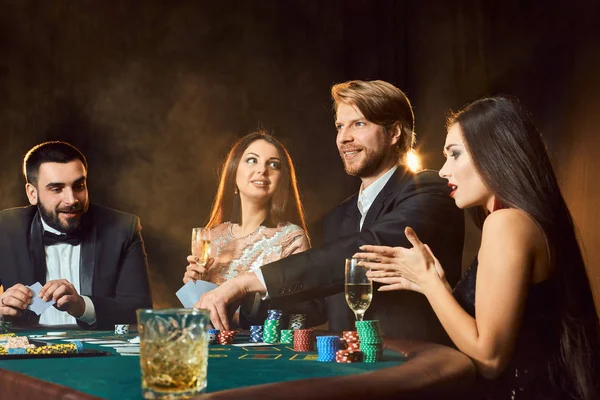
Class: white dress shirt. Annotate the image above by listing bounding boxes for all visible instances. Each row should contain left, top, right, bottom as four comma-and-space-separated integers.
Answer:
256, 165, 398, 297
357, 166, 397, 230
38, 218, 96, 326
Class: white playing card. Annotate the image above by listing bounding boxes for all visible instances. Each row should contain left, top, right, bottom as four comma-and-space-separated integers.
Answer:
175, 280, 217, 308
27, 282, 56, 315
194, 279, 218, 296
176, 280, 199, 308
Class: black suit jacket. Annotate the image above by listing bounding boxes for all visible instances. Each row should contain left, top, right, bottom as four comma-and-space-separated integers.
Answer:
0, 204, 152, 329
262, 167, 464, 343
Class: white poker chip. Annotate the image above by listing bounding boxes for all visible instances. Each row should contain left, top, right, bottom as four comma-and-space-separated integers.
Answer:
46, 331, 67, 336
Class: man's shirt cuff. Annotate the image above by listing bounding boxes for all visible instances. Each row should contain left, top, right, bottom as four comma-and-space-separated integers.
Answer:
254, 270, 269, 300
79, 295, 97, 325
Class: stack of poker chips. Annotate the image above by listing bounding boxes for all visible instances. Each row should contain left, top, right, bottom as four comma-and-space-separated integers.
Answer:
356, 320, 384, 363
3, 336, 35, 349
208, 329, 220, 344
293, 329, 314, 352
249, 325, 263, 343
343, 330, 361, 351
280, 329, 294, 344
288, 313, 307, 330
263, 309, 283, 343
217, 330, 237, 345
316, 336, 340, 362
336, 331, 362, 363
0, 339, 83, 355
26, 341, 83, 355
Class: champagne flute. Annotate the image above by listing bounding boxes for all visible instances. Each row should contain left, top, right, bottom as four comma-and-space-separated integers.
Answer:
191, 227, 211, 280
344, 258, 373, 321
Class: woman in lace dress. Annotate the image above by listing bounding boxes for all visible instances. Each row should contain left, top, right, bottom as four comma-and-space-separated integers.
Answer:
183, 131, 322, 326
354, 96, 599, 399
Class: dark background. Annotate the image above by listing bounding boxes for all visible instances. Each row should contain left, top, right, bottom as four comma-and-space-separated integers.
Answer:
1, 0, 599, 309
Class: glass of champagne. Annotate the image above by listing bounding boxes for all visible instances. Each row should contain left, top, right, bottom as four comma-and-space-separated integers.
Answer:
345, 258, 373, 321
191, 227, 211, 280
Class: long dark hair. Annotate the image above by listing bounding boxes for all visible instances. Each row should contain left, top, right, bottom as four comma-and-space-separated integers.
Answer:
206, 131, 309, 239
448, 96, 599, 399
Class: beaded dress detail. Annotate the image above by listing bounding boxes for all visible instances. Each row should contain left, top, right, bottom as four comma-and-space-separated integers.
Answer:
204, 222, 309, 285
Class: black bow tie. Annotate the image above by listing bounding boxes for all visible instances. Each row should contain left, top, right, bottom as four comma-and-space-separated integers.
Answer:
43, 231, 82, 246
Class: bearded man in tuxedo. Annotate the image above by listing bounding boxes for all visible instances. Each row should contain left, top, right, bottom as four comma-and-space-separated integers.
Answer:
0, 141, 152, 329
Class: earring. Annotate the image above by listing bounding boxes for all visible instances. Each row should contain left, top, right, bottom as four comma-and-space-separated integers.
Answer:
234, 186, 239, 195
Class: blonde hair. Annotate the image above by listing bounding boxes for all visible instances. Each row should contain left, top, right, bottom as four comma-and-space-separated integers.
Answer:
331, 80, 415, 157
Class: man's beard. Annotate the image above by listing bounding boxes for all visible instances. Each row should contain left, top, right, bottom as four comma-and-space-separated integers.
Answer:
38, 201, 88, 234
342, 148, 389, 178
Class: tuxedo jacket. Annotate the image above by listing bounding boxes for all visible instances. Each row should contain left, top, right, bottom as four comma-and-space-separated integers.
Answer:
263, 167, 464, 343
0, 204, 152, 329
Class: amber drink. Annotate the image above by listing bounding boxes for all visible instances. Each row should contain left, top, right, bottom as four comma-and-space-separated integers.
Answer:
138, 309, 210, 399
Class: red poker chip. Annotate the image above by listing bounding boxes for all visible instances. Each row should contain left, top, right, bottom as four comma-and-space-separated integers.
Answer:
347, 342, 360, 351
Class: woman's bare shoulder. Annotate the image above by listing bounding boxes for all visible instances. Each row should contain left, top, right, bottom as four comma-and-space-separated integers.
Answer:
483, 208, 542, 238
480, 208, 546, 262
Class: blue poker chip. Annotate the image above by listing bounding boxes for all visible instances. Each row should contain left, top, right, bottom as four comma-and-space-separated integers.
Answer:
266, 309, 283, 320
72, 340, 84, 353
8, 348, 27, 355
249, 325, 263, 342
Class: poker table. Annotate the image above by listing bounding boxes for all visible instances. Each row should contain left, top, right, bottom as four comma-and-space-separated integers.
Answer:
0, 329, 476, 399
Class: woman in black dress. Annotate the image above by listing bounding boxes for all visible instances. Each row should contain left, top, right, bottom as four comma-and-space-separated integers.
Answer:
355, 96, 600, 399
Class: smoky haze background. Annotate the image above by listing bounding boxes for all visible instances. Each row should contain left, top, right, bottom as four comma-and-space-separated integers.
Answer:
1, 1, 599, 309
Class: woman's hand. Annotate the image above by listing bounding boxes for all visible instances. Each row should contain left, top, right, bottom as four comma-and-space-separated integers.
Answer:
353, 227, 446, 293
183, 256, 215, 284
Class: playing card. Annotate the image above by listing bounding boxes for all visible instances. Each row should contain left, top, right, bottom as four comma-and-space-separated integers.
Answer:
176, 280, 217, 308
176, 280, 199, 308
27, 282, 56, 315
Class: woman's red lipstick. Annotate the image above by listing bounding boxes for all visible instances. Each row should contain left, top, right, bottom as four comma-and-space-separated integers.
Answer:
448, 183, 457, 197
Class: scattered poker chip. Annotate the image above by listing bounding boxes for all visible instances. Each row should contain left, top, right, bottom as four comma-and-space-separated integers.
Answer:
114, 324, 130, 334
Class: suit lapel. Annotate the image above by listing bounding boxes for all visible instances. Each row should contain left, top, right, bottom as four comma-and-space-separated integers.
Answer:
28, 211, 47, 285
344, 194, 361, 233
79, 212, 96, 297
362, 167, 410, 229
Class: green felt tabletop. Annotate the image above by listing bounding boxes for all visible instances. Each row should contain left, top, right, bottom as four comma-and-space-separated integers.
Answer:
0, 330, 406, 399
